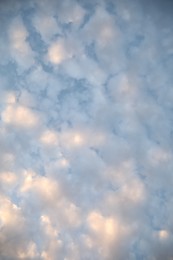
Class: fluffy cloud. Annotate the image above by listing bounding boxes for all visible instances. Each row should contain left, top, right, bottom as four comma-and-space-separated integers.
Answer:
0, 0, 173, 259
8, 16, 35, 72
1, 105, 39, 128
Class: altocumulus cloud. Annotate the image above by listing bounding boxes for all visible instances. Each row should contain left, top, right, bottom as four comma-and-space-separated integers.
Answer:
0, 0, 173, 259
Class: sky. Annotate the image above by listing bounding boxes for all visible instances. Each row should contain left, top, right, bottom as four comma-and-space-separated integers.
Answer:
0, 0, 173, 259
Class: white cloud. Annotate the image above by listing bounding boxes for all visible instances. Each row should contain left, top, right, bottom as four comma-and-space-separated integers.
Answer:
20, 170, 60, 199
1, 105, 39, 128
0, 0, 173, 259
48, 40, 69, 64
87, 210, 131, 258
61, 130, 85, 148
40, 130, 59, 146
47, 36, 81, 65
8, 16, 35, 72
121, 178, 145, 203
17, 241, 39, 259
0, 171, 17, 191
32, 12, 59, 43
158, 230, 169, 240
58, 1, 85, 25
87, 211, 117, 239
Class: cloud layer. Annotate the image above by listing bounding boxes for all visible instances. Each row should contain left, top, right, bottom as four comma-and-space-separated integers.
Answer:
0, 0, 173, 259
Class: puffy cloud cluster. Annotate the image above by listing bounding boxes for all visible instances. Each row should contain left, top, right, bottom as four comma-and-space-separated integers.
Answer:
0, 0, 173, 259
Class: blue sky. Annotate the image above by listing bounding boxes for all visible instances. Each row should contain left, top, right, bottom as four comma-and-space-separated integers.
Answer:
0, 0, 173, 259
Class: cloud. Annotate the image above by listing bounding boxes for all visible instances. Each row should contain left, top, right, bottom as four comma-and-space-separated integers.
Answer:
8, 16, 35, 72
47, 40, 70, 65
47, 35, 82, 66
32, 12, 59, 43
0, 0, 173, 259
58, 1, 85, 24
1, 105, 39, 128
0, 195, 31, 259
40, 130, 59, 146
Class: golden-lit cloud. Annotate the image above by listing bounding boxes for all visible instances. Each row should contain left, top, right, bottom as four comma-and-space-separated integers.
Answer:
48, 40, 73, 65
41, 215, 59, 237
48, 42, 66, 64
20, 170, 60, 203
73, 133, 84, 145
86, 210, 131, 258
158, 230, 169, 240
40, 130, 58, 145
0, 196, 24, 227
0, 171, 17, 185
17, 242, 38, 259
1, 105, 38, 127
60, 130, 85, 148
59, 158, 69, 167
87, 211, 118, 241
